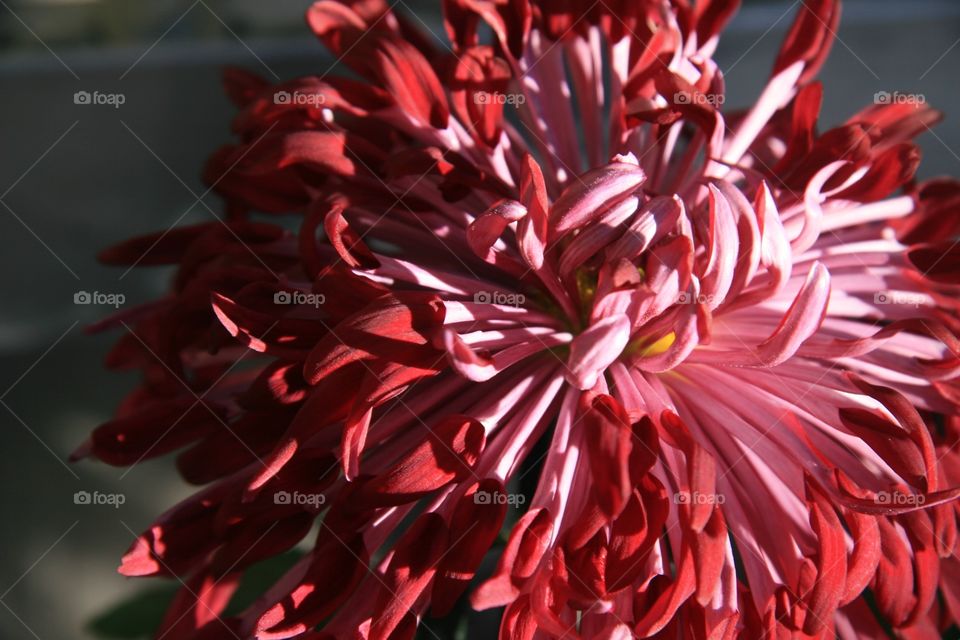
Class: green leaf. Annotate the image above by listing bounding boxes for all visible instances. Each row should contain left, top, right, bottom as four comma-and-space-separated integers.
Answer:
87, 585, 177, 639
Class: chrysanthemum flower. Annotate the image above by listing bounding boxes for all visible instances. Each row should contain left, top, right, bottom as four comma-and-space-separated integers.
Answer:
78, 0, 960, 637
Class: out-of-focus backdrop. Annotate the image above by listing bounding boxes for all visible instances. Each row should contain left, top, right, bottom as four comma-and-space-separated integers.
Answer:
1, 1, 959, 638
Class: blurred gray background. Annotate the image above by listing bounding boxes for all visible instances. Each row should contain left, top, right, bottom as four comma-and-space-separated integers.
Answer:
1, 1, 959, 638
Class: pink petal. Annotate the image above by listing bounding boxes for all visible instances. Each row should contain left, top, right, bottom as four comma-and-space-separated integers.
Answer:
754, 261, 831, 366
565, 314, 632, 390
549, 160, 646, 239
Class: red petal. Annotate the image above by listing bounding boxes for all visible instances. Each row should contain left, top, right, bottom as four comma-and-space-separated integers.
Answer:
360, 416, 486, 505
365, 36, 450, 129
442, 0, 531, 59
909, 242, 960, 284
692, 507, 727, 606
90, 399, 223, 466
872, 518, 915, 626
498, 595, 538, 640
467, 199, 528, 275
256, 534, 368, 638
431, 479, 509, 616
581, 393, 634, 518
472, 508, 554, 610
322, 198, 379, 270
211, 512, 313, 576
801, 487, 847, 635
840, 509, 880, 605
605, 478, 669, 593
839, 408, 927, 491
632, 545, 696, 637
774, 82, 823, 176
236, 131, 360, 177
369, 514, 449, 640
773, 0, 841, 84
304, 292, 446, 385
222, 66, 268, 107
661, 411, 717, 532
448, 46, 513, 147
517, 154, 550, 270
98, 222, 277, 266
836, 143, 920, 202
157, 571, 240, 638
119, 484, 231, 577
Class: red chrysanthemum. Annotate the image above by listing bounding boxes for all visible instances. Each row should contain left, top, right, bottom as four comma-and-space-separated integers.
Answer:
78, 1, 960, 638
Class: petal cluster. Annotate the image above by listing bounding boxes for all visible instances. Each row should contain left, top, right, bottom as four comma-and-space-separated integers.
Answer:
80, 1, 960, 638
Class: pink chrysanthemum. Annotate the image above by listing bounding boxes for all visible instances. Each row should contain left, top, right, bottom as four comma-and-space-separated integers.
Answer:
78, 1, 960, 638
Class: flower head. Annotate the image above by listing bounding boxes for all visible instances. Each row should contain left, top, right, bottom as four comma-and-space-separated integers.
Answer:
80, 0, 960, 638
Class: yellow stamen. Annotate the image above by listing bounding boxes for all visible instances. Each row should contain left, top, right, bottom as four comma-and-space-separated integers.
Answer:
626, 331, 677, 358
